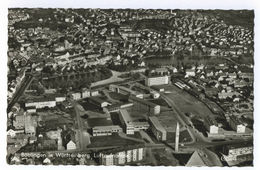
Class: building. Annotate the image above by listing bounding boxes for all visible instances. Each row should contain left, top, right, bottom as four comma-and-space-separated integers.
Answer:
54, 94, 66, 102
222, 142, 253, 165
186, 150, 207, 166
24, 113, 37, 136
148, 116, 167, 141
151, 91, 160, 99
13, 112, 25, 129
99, 145, 145, 165
92, 125, 123, 136
90, 90, 99, 97
129, 95, 160, 115
204, 116, 219, 134
109, 84, 143, 98
25, 97, 56, 109
7, 129, 24, 138
119, 109, 149, 135
145, 76, 169, 86
26, 106, 36, 113
89, 97, 111, 108
185, 69, 196, 77
71, 92, 81, 100
66, 140, 77, 150
229, 115, 246, 133
104, 102, 134, 113
82, 88, 91, 98
223, 143, 253, 156
43, 158, 52, 165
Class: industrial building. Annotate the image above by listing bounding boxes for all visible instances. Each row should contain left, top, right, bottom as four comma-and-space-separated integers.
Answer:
148, 116, 167, 141
99, 145, 145, 165
129, 95, 160, 115
25, 97, 56, 109
145, 75, 169, 86
109, 84, 143, 98
104, 102, 134, 113
229, 115, 246, 133
119, 109, 149, 135
92, 125, 123, 136
204, 116, 219, 134
89, 97, 111, 108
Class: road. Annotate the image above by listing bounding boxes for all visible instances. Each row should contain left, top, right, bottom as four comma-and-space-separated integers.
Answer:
91, 70, 125, 87
7, 75, 34, 113
70, 99, 91, 150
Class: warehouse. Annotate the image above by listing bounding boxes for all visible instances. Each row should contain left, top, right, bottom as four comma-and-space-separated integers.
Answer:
92, 125, 123, 136
89, 97, 111, 108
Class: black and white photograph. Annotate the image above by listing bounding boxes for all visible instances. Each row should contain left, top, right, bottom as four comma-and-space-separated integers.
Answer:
1, 0, 260, 169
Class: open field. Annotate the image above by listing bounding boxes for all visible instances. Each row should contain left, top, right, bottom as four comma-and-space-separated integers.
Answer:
165, 85, 214, 119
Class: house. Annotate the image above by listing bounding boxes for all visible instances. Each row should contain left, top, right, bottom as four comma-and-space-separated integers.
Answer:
229, 115, 246, 133
71, 92, 81, 100
185, 69, 196, 77
82, 88, 91, 98
10, 155, 21, 165
43, 157, 52, 165
66, 140, 77, 150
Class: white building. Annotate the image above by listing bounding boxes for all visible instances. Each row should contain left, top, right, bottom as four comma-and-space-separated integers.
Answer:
82, 88, 91, 98
100, 146, 145, 165
71, 92, 81, 100
25, 97, 56, 109
204, 116, 219, 134
151, 91, 160, 99
185, 69, 196, 77
66, 140, 77, 150
145, 76, 169, 87
119, 109, 149, 135
229, 115, 246, 133
92, 125, 123, 136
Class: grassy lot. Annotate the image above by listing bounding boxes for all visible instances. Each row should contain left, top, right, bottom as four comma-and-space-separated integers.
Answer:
148, 98, 169, 107
166, 85, 214, 118
166, 130, 193, 143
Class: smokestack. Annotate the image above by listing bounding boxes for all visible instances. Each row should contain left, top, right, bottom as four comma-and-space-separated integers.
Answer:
175, 122, 180, 152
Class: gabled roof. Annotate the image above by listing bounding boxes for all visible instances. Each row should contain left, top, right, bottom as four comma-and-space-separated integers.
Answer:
186, 151, 206, 167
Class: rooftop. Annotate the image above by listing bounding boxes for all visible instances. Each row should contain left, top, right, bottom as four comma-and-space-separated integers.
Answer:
149, 116, 166, 133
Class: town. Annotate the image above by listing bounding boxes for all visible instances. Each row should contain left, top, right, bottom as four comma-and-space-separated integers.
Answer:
7, 9, 254, 166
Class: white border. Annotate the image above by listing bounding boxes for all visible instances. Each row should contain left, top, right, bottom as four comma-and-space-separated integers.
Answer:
1, 1, 260, 170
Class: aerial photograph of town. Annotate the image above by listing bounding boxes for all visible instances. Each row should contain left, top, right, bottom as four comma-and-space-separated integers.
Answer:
6, 8, 254, 166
